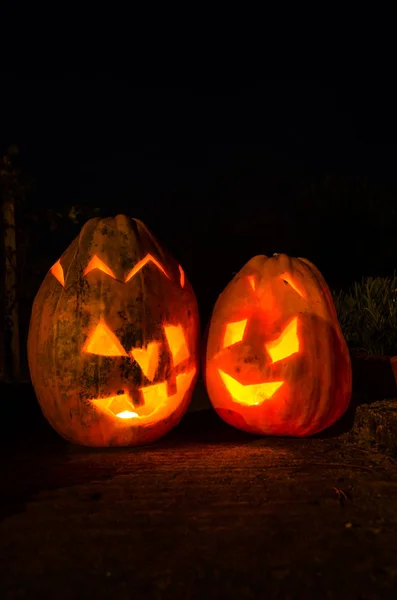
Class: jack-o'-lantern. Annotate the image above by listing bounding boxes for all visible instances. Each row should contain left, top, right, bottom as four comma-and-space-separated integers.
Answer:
203, 254, 352, 437
28, 215, 200, 447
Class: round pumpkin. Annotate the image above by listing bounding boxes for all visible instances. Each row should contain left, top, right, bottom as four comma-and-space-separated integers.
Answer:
28, 215, 200, 447
203, 253, 352, 437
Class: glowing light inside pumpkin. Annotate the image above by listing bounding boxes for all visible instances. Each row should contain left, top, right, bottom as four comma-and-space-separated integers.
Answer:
219, 369, 284, 405
281, 274, 305, 299
83, 255, 116, 279
247, 276, 256, 291
130, 342, 160, 381
116, 410, 139, 419
83, 319, 127, 356
164, 324, 190, 366
50, 260, 65, 287
179, 264, 185, 288
125, 254, 169, 283
223, 319, 248, 348
265, 317, 299, 363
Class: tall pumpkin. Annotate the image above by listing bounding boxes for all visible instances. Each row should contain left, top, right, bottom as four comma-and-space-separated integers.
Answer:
28, 215, 200, 447
203, 254, 352, 437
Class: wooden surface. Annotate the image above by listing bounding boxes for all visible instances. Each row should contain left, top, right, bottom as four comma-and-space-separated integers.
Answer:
1, 381, 397, 599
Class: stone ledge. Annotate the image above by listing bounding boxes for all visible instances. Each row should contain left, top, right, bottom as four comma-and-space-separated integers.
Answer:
348, 399, 397, 456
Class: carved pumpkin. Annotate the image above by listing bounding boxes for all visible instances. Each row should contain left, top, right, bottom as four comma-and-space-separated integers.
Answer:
27, 215, 200, 447
203, 254, 352, 437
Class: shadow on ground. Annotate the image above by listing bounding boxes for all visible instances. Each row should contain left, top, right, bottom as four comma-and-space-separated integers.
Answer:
1, 380, 397, 599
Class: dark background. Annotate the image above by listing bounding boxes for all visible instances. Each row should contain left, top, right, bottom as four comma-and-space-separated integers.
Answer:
2, 77, 397, 600
2, 76, 397, 349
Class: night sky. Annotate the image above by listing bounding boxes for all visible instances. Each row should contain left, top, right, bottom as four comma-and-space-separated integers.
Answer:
2, 76, 397, 323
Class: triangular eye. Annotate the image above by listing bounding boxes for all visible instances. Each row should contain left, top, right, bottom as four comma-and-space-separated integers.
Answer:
265, 317, 299, 363
178, 265, 185, 288
50, 260, 65, 286
281, 274, 305, 299
222, 318, 247, 348
83, 255, 116, 279
125, 254, 169, 282
82, 319, 127, 356
247, 276, 256, 291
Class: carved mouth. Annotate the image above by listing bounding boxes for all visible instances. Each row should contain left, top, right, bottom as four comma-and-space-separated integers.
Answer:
92, 394, 139, 419
90, 368, 196, 421
218, 369, 284, 406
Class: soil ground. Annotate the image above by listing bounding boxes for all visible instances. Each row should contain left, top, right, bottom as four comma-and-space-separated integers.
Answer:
1, 381, 397, 599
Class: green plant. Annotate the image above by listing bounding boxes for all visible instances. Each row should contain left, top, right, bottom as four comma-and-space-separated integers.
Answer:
333, 275, 397, 356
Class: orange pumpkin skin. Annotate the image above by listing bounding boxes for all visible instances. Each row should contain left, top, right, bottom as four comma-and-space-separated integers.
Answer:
28, 215, 200, 447
203, 254, 352, 437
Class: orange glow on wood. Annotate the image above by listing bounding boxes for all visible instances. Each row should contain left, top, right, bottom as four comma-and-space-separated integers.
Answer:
219, 370, 284, 405
50, 260, 65, 286
265, 317, 299, 363
179, 264, 185, 288
281, 274, 305, 299
83, 255, 116, 279
164, 324, 190, 366
83, 319, 127, 356
125, 254, 169, 282
130, 342, 160, 381
247, 276, 256, 291
223, 319, 248, 348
